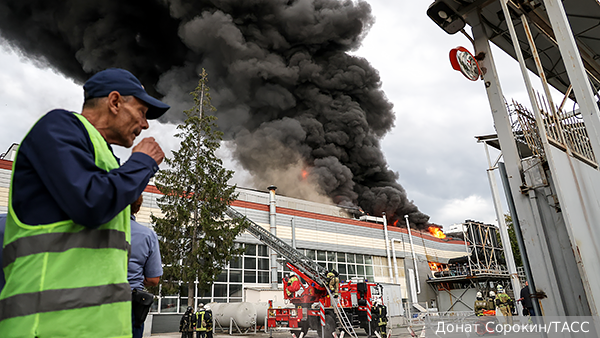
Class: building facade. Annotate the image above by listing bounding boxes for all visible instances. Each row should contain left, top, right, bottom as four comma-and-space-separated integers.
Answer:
0, 158, 469, 314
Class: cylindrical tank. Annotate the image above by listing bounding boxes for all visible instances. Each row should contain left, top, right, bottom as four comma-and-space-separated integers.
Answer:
209, 302, 257, 328
254, 302, 285, 326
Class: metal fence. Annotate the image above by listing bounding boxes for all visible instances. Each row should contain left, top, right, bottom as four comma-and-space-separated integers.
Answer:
508, 96, 597, 168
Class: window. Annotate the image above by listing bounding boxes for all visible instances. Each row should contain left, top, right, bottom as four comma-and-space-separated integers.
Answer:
245, 244, 257, 256
230, 284, 243, 297
356, 255, 364, 264
244, 270, 256, 283
230, 257, 242, 269
244, 257, 257, 270
306, 250, 316, 260
327, 251, 336, 261
214, 284, 227, 298
160, 298, 178, 313
258, 258, 269, 270
230, 270, 242, 283
347, 254, 355, 263
259, 271, 270, 283
317, 251, 326, 261
216, 270, 227, 283
337, 252, 346, 262
258, 245, 268, 257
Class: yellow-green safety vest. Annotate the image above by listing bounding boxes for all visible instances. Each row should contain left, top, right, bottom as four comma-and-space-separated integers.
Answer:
0, 113, 132, 337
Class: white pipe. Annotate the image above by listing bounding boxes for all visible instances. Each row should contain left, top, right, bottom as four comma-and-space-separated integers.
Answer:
382, 213, 394, 284
404, 215, 420, 294
482, 142, 523, 316
291, 218, 296, 249
391, 238, 402, 284
268, 185, 278, 290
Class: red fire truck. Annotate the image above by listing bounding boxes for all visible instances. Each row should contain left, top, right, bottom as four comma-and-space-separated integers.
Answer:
226, 207, 384, 338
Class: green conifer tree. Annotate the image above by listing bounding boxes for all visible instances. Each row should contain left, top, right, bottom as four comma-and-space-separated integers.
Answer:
151, 69, 246, 305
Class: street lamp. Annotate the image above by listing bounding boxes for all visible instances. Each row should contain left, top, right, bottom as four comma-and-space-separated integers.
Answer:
426, 0, 466, 34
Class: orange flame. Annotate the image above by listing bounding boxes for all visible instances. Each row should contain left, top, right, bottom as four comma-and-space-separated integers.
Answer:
301, 169, 308, 180
428, 225, 446, 239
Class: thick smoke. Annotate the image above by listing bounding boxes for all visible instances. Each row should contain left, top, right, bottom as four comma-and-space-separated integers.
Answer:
0, 0, 430, 228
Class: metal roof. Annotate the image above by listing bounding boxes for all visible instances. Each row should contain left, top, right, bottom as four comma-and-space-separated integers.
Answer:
438, 0, 600, 98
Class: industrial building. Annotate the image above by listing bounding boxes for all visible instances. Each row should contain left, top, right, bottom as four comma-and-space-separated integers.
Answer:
0, 153, 476, 317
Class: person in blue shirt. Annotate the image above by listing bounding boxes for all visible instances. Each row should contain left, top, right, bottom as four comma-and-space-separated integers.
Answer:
129, 194, 163, 338
0, 68, 170, 336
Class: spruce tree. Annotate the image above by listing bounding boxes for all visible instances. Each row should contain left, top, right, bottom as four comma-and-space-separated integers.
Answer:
151, 69, 246, 306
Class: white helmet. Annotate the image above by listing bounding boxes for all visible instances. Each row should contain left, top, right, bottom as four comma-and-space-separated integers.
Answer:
198, 303, 204, 310
476, 291, 482, 298
204, 304, 211, 311
497, 285, 504, 293
489, 291, 496, 297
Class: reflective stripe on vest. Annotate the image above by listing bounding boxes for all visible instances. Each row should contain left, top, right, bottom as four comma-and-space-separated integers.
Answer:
196, 311, 207, 331
0, 113, 132, 337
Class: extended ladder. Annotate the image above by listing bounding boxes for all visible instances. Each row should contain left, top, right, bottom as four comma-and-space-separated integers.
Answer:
225, 206, 358, 338
326, 287, 358, 338
225, 206, 328, 283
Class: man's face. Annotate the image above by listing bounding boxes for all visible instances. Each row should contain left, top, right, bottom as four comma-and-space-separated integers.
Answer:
113, 96, 149, 147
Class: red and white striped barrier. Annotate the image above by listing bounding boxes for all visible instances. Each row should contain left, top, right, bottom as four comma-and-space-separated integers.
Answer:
320, 299, 326, 327
367, 299, 372, 322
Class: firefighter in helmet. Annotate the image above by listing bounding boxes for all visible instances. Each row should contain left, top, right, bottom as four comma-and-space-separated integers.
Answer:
371, 300, 388, 337
180, 306, 196, 338
474, 291, 488, 316
495, 285, 514, 325
286, 273, 301, 297
326, 270, 340, 298
195, 303, 206, 338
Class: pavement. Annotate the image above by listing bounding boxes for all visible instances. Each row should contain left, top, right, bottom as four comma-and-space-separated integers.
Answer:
150, 327, 417, 338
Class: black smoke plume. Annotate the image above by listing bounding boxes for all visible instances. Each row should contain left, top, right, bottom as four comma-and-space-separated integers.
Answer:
0, 0, 430, 228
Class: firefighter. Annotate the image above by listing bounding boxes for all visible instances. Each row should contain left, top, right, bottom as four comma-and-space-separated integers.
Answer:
474, 291, 488, 316
286, 273, 301, 297
372, 300, 388, 337
327, 270, 340, 298
495, 285, 514, 325
180, 306, 196, 338
195, 303, 207, 338
204, 304, 214, 338
487, 291, 497, 312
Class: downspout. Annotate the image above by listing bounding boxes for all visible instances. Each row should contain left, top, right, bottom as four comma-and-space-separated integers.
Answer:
291, 218, 296, 249
268, 185, 278, 290
405, 214, 420, 294
391, 238, 402, 284
382, 212, 394, 283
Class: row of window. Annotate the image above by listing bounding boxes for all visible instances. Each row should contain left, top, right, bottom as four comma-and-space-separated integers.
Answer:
152, 244, 377, 313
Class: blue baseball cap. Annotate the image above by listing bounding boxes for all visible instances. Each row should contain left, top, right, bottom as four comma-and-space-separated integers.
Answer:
83, 68, 170, 120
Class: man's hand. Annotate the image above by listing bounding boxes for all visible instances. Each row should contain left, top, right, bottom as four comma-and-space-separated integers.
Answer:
133, 137, 164, 165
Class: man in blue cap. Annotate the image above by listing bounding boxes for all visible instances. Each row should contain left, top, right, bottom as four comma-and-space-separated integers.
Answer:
0, 68, 170, 337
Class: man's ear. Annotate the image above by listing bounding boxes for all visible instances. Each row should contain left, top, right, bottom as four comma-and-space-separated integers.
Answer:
107, 91, 122, 115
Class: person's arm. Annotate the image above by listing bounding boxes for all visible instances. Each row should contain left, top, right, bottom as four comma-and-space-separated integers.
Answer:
17, 111, 157, 227
143, 230, 163, 286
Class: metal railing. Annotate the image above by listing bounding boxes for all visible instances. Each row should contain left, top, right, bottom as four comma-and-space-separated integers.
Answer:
508, 97, 597, 167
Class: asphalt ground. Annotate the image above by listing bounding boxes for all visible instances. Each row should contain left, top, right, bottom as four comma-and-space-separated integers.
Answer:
150, 328, 416, 338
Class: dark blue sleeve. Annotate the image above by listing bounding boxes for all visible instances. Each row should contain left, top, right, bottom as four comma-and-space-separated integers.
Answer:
13, 110, 158, 227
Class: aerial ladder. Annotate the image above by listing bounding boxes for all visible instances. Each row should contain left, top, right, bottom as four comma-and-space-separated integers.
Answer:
225, 206, 358, 338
